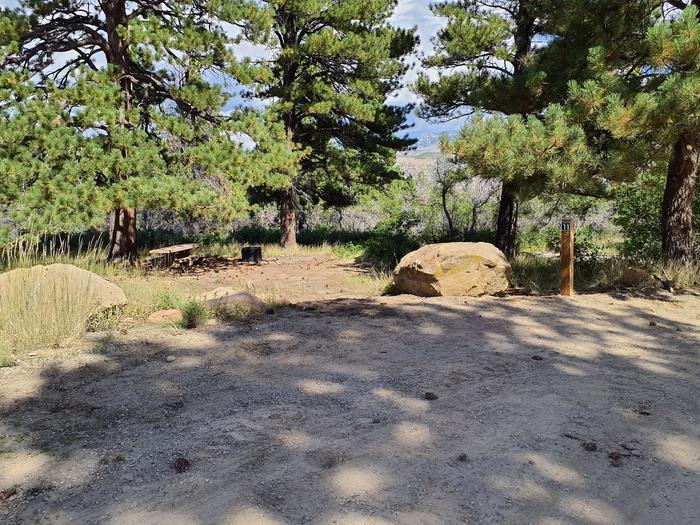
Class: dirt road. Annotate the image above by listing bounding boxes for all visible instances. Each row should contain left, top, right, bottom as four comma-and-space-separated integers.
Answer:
1, 291, 699, 524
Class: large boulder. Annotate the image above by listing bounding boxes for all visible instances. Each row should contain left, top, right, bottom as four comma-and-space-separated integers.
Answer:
196, 287, 266, 313
393, 242, 512, 297
0, 263, 127, 311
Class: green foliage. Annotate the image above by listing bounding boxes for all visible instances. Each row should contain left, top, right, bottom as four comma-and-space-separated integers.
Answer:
0, 1, 298, 249
613, 177, 664, 263
565, 4, 700, 261
179, 301, 210, 329
613, 174, 700, 263
0, 347, 16, 368
446, 107, 598, 198
153, 290, 184, 312
235, 0, 417, 210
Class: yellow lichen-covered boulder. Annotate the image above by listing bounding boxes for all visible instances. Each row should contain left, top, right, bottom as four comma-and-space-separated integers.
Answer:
393, 242, 512, 297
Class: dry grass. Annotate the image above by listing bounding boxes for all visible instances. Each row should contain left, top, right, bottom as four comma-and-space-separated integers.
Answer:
655, 260, 700, 290
0, 268, 101, 359
203, 241, 364, 261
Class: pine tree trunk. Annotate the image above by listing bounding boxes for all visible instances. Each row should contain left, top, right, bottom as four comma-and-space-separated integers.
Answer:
107, 208, 137, 262
279, 188, 297, 247
495, 181, 519, 258
662, 134, 698, 262
441, 185, 455, 239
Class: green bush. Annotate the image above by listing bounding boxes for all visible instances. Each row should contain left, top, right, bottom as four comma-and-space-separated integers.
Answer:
153, 290, 182, 311
613, 177, 664, 263
613, 174, 700, 263
179, 301, 210, 329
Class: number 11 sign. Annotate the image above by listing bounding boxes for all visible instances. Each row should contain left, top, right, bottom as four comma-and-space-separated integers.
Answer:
561, 219, 574, 296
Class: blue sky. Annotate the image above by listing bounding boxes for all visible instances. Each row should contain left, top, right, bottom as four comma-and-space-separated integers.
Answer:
0, 0, 465, 141
390, 0, 468, 139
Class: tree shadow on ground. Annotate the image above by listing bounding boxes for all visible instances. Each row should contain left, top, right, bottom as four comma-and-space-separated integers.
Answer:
0, 292, 698, 524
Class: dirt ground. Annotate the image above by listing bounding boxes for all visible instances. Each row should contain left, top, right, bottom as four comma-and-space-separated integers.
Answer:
1, 257, 699, 525
176, 254, 389, 301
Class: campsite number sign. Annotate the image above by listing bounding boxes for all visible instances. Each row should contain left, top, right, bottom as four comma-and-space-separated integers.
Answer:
561, 219, 574, 296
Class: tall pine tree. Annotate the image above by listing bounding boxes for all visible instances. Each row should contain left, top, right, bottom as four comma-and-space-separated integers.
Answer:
568, 1, 700, 261
231, 0, 417, 246
0, 0, 292, 260
416, 0, 654, 257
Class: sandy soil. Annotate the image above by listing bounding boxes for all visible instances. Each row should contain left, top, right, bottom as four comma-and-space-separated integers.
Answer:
175, 254, 387, 302
1, 263, 699, 524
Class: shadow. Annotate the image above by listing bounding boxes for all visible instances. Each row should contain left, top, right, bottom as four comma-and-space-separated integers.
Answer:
1, 292, 699, 524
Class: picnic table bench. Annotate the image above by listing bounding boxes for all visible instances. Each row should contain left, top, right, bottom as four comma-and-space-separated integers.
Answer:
146, 243, 200, 268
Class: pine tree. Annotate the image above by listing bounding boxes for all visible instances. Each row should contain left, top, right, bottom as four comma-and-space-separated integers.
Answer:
568, 1, 700, 261
231, 0, 417, 246
0, 0, 293, 260
415, 0, 653, 257
445, 106, 596, 202
0, 71, 294, 249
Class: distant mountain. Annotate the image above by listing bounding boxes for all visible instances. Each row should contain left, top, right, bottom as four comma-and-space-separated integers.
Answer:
402, 129, 460, 157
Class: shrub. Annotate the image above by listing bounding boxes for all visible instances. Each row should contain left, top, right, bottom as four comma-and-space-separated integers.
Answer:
153, 290, 182, 311
613, 177, 664, 263
212, 303, 250, 322
179, 301, 210, 329
656, 260, 700, 290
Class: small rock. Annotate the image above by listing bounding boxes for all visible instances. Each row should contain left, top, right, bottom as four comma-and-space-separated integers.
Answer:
148, 309, 183, 325
371, 418, 381, 424
172, 457, 191, 473
166, 355, 176, 363
608, 451, 623, 467
621, 442, 642, 457
531, 355, 544, 361
581, 442, 598, 452
649, 321, 657, 327
0, 487, 18, 501
457, 453, 468, 462
424, 392, 439, 401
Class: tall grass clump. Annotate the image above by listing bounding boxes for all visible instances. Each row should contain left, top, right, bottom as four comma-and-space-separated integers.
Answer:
511, 254, 559, 294
0, 233, 138, 279
655, 260, 700, 290
0, 269, 100, 359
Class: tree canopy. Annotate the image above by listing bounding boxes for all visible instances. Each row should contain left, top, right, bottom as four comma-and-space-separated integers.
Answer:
0, 0, 296, 259
232, 0, 418, 246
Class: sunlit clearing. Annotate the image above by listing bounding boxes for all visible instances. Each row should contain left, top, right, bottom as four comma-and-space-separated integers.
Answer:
656, 435, 700, 472
392, 422, 432, 447
225, 506, 287, 525
297, 379, 345, 395
331, 465, 388, 498
521, 453, 584, 486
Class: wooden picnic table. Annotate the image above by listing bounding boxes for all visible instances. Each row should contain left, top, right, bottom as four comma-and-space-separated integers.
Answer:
147, 243, 200, 267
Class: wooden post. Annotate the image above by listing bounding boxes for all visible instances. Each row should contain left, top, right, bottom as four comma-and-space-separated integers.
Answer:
561, 218, 574, 296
